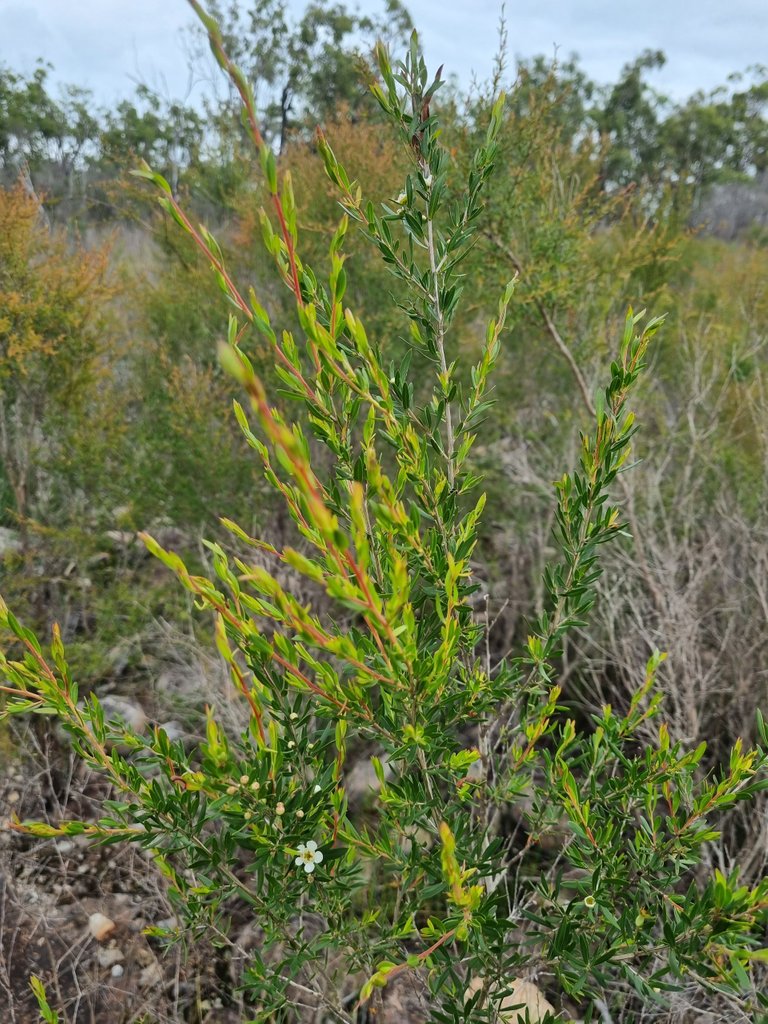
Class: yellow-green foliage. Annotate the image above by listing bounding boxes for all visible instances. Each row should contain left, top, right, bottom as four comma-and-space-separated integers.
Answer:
0, 184, 116, 530
644, 235, 768, 512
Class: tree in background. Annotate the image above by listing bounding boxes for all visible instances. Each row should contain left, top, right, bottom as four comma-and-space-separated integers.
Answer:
0, 63, 99, 209
99, 85, 205, 197
190, 0, 412, 151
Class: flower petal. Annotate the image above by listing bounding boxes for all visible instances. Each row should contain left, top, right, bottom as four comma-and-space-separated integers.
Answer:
295, 856, 304, 866
305, 841, 317, 853
304, 861, 316, 873
313, 851, 323, 864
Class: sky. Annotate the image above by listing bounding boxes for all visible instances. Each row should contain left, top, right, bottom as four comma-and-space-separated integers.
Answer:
1, 0, 767, 109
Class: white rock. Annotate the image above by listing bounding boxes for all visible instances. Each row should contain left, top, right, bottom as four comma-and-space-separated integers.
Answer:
344, 754, 392, 808
111, 964, 125, 979
97, 946, 124, 968
157, 720, 186, 743
139, 961, 163, 988
465, 977, 556, 1023
105, 530, 137, 548
88, 913, 116, 942
99, 696, 148, 734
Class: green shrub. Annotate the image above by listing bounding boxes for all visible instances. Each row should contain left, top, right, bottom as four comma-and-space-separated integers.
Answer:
2, 9, 767, 1023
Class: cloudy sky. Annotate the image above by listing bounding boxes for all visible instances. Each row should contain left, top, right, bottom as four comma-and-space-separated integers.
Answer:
1, 0, 766, 107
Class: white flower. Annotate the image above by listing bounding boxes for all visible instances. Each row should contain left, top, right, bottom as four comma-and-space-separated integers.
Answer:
295, 840, 324, 873
423, 172, 433, 188
396, 191, 408, 206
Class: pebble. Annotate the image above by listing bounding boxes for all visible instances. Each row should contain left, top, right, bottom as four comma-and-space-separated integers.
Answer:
99, 696, 148, 734
88, 912, 116, 941
157, 720, 186, 742
97, 946, 124, 968
139, 961, 163, 988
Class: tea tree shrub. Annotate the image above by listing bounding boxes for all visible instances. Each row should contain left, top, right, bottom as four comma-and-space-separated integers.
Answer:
2, 7, 767, 1022
0, 183, 116, 545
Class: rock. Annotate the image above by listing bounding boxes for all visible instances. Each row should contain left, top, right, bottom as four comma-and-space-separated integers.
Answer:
465, 976, 557, 1023
344, 753, 391, 810
97, 945, 124, 968
498, 980, 556, 1022
88, 912, 116, 942
86, 551, 112, 568
157, 720, 187, 744
400, 824, 433, 857
152, 525, 188, 550
378, 969, 431, 1024
139, 960, 163, 988
105, 529, 139, 549
111, 963, 125, 979
99, 696, 148, 734
105, 641, 139, 675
